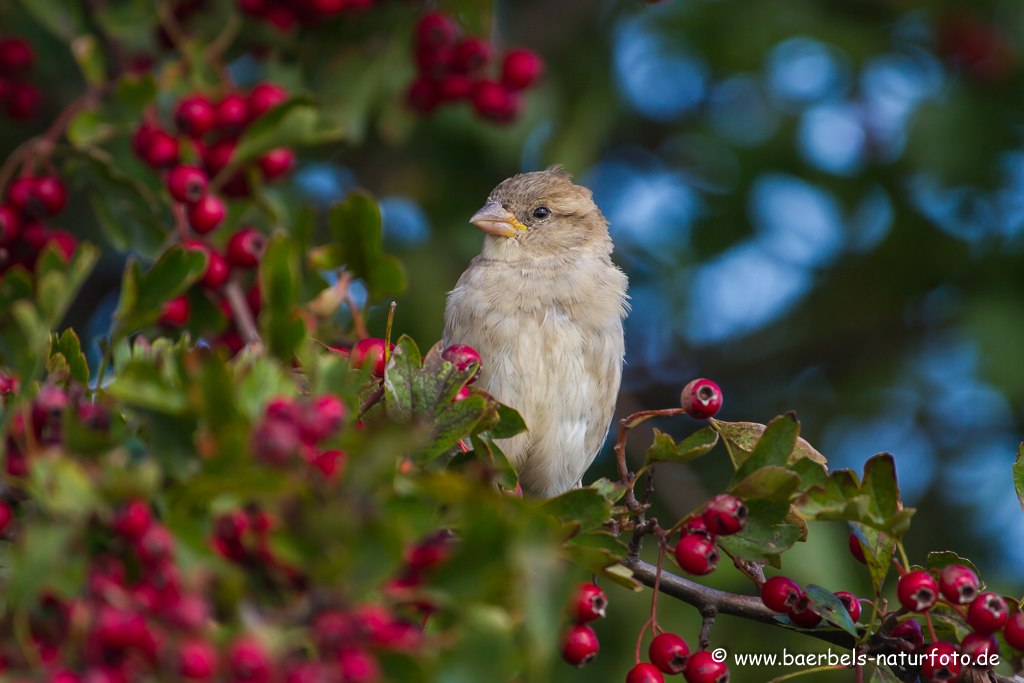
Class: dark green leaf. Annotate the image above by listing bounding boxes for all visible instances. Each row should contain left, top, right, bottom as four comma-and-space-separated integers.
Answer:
51, 329, 89, 384
709, 417, 827, 470
384, 335, 420, 421
730, 466, 801, 503
717, 500, 799, 563
644, 427, 718, 466
852, 524, 895, 595
114, 247, 207, 334
925, 551, 982, 580
862, 453, 900, 520
803, 584, 858, 637
259, 232, 305, 360
730, 413, 799, 486
1014, 444, 1024, 517
106, 360, 191, 415
486, 403, 528, 440
540, 487, 613, 534
328, 191, 407, 300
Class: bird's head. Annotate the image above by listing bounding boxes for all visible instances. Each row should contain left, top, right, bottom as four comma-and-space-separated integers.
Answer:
470, 166, 609, 256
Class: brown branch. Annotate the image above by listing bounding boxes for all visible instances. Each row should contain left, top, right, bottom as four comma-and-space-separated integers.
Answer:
698, 608, 716, 651
614, 408, 688, 513
225, 279, 261, 347
358, 384, 385, 418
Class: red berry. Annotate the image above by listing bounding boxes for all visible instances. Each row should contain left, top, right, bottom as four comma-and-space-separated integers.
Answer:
502, 48, 545, 90
627, 663, 665, 683
415, 12, 459, 51
0, 500, 12, 534
0, 38, 35, 75
441, 343, 482, 382
560, 623, 598, 667
649, 632, 689, 675
848, 531, 867, 564
135, 524, 175, 564
788, 595, 823, 628
159, 295, 191, 326
313, 448, 346, 479
939, 564, 979, 605
1005, 611, 1024, 650
174, 95, 216, 138
834, 591, 862, 623
216, 93, 250, 134
201, 250, 230, 289
350, 338, 393, 377
6, 82, 41, 120
454, 37, 493, 73
167, 166, 209, 204
145, 130, 180, 169
761, 576, 802, 613
32, 175, 67, 216
237, 0, 267, 16
684, 650, 729, 683
248, 83, 288, 119
701, 494, 747, 536
21, 221, 50, 252
258, 148, 295, 181
892, 619, 923, 651
336, 648, 381, 683
919, 642, 961, 682
471, 80, 520, 122
405, 532, 452, 571
187, 195, 226, 234
7, 176, 35, 211
568, 582, 607, 623
674, 533, 719, 576
114, 500, 152, 538
452, 386, 470, 401
133, 122, 158, 158
961, 632, 998, 668
0, 204, 20, 245
682, 515, 713, 539
438, 74, 474, 101
227, 637, 270, 682
48, 230, 77, 262
406, 77, 440, 115
179, 638, 217, 679
225, 228, 266, 268
967, 593, 1008, 635
251, 416, 302, 467
897, 570, 939, 612
204, 140, 236, 176
265, 6, 297, 32
298, 394, 346, 443
415, 44, 455, 79
680, 378, 722, 419
95, 604, 147, 650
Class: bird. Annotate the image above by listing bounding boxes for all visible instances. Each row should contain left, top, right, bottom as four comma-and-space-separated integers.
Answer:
443, 166, 629, 498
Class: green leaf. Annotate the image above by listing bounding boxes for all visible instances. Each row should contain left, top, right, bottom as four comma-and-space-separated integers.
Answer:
51, 329, 89, 384
790, 456, 829, 490
709, 417, 827, 470
803, 584, 858, 637
28, 458, 99, 520
328, 191, 407, 300
644, 427, 718, 466
5, 524, 75, 608
796, 458, 915, 537
869, 665, 901, 683
259, 232, 305, 360
852, 524, 895, 595
16, 0, 85, 39
730, 466, 801, 503
862, 453, 900, 520
716, 500, 799, 564
106, 360, 191, 415
114, 247, 207, 334
384, 335, 420, 421
540, 487, 613, 533
729, 413, 799, 487
230, 96, 343, 170
1014, 443, 1024, 517
925, 551, 982, 580
71, 34, 106, 85
487, 403, 528, 440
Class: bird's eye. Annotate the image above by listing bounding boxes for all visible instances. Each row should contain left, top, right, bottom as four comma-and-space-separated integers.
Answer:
532, 206, 551, 220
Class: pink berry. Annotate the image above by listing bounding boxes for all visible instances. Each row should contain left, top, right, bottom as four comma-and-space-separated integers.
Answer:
298, 394, 346, 443
1004, 612, 1024, 650
201, 250, 231, 290
674, 534, 719, 576
892, 619, 923, 651
627, 663, 664, 683
761, 576, 802, 614
406, 77, 440, 115
225, 228, 266, 268
684, 650, 729, 683
897, 571, 939, 612
0, 38, 35, 74
337, 648, 381, 683
248, 83, 288, 119
961, 632, 998, 668
682, 516, 713, 539
145, 130, 180, 168
258, 148, 295, 181
680, 379, 722, 419
7, 176, 34, 211
312, 449, 346, 479
114, 500, 152, 539
415, 12, 459, 51
179, 638, 217, 679
174, 95, 216, 138
227, 637, 270, 682
187, 195, 226, 234
438, 74, 474, 101
939, 564, 979, 605
454, 37, 493, 73
441, 343, 482, 382
560, 623, 598, 667
48, 230, 77, 262
167, 166, 209, 204
135, 524, 175, 564
251, 416, 302, 467
834, 591, 862, 623
701, 494, 747, 536
32, 175, 67, 216
405, 532, 451, 571
788, 595, 823, 628
216, 93, 250, 134
0, 501, 12, 534
967, 593, 1008, 635
471, 80, 520, 122
204, 140, 236, 176
848, 532, 867, 564
649, 632, 690, 675
452, 386, 470, 401
919, 642, 961, 682
0, 205, 20, 245
5, 82, 41, 120
568, 582, 607, 623
501, 48, 545, 90
350, 338, 393, 377
159, 296, 190, 326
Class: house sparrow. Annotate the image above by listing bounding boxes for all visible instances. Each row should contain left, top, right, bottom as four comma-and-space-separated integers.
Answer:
443, 167, 629, 498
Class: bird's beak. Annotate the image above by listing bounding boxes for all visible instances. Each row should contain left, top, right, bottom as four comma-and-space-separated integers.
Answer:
470, 202, 526, 237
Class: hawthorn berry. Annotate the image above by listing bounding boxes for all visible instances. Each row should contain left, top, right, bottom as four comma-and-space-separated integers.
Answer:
701, 494, 747, 536
674, 533, 719, 576
0, 37, 35, 74
258, 148, 295, 181
248, 83, 288, 119
187, 195, 226, 234
560, 623, 598, 667
216, 93, 250, 134
226, 228, 266, 268
568, 582, 607, 623
834, 591, 861, 622
919, 641, 961, 682
337, 648, 381, 683
472, 80, 520, 122
312, 448, 346, 479
204, 140, 236, 176
680, 379, 722, 419
939, 564, 979, 605
788, 595, 822, 628
761, 576, 802, 613
896, 570, 938, 612
175, 95, 216, 138
350, 338, 393, 377
441, 343, 482, 381
48, 230, 77, 262
227, 637, 271, 682
627, 663, 665, 683
6, 82, 41, 120
649, 632, 690, 675
298, 394, 347, 443
891, 619, 924, 651
201, 250, 231, 290
967, 592, 1008, 635
7, 176, 35, 211
438, 74, 474, 101
0, 501, 11, 534
453, 386, 470, 401
502, 48, 545, 90
1004, 612, 1024, 650
159, 296, 190, 326
32, 175, 67, 216
167, 166, 209, 204
416, 12, 459, 51
848, 532, 867, 564
682, 515, 712, 539
406, 77, 440, 115
961, 632, 998, 668
0, 205, 19, 244
135, 524, 175, 564
684, 650, 729, 683
145, 130, 181, 168
454, 37, 494, 73
179, 638, 217, 679
113, 500, 152, 539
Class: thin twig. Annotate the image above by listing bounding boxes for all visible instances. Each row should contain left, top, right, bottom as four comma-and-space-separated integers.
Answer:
358, 384, 385, 418
614, 408, 688, 512
347, 291, 369, 341
225, 279, 261, 346
698, 608, 717, 651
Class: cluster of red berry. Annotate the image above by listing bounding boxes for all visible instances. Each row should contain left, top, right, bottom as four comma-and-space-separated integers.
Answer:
760, 575, 862, 630
236, 0, 377, 32
383, 530, 453, 613
0, 174, 76, 275
673, 493, 746, 576
0, 37, 42, 122
406, 12, 545, 123
560, 582, 607, 668
249, 393, 348, 477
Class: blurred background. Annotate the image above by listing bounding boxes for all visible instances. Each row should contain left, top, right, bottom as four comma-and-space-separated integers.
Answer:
4, 0, 1024, 679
